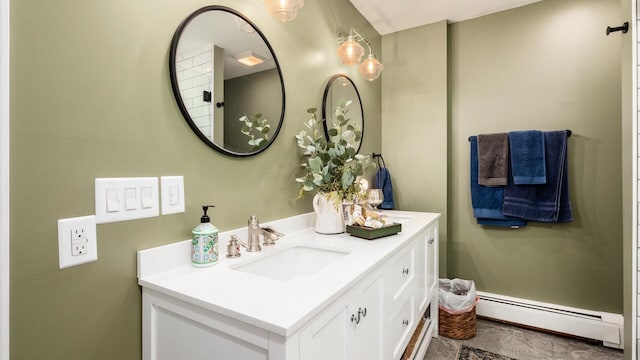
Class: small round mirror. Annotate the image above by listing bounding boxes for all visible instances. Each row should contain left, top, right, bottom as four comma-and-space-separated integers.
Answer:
169, 6, 285, 156
321, 74, 364, 153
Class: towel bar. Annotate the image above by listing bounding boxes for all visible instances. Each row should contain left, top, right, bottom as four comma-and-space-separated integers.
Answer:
468, 130, 571, 142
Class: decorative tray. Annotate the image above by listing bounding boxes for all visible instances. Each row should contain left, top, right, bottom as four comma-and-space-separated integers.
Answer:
346, 223, 402, 240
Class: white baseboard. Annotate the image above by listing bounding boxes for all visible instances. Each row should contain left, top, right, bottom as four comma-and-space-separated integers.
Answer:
476, 291, 624, 349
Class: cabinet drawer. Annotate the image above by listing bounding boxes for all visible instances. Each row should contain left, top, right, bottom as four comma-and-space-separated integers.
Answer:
386, 244, 416, 309
386, 295, 415, 360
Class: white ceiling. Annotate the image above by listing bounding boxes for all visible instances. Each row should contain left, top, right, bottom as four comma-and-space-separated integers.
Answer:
348, 0, 544, 35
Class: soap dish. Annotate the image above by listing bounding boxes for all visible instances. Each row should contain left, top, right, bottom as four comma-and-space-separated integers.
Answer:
346, 223, 402, 240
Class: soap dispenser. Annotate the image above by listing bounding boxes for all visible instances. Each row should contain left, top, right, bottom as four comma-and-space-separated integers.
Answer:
192, 205, 219, 267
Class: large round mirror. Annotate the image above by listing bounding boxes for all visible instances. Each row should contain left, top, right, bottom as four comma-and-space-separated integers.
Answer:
321, 74, 364, 154
169, 6, 285, 156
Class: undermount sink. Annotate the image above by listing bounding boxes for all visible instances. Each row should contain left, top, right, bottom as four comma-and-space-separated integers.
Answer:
232, 245, 351, 281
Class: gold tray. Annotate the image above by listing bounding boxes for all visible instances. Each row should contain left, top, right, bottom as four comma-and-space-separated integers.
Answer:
346, 223, 402, 240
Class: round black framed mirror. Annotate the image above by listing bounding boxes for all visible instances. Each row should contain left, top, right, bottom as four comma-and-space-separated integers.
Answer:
169, 6, 285, 157
321, 74, 364, 154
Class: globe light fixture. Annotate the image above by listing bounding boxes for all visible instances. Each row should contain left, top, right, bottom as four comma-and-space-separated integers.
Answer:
359, 54, 384, 81
336, 34, 365, 66
264, 0, 304, 22
336, 29, 384, 81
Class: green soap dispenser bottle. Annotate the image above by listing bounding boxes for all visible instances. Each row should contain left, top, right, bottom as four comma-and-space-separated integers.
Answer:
192, 205, 219, 267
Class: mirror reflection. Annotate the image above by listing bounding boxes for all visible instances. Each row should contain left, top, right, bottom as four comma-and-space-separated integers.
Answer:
169, 6, 285, 156
322, 74, 364, 153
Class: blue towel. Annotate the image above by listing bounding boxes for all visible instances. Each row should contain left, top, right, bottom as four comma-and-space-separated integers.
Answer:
502, 131, 573, 222
374, 167, 395, 210
477, 218, 527, 228
470, 136, 527, 227
509, 131, 546, 185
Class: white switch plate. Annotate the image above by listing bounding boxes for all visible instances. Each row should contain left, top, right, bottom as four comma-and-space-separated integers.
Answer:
58, 215, 97, 269
95, 177, 159, 224
160, 176, 185, 215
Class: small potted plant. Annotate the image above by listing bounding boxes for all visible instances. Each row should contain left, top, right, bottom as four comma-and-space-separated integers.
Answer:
295, 104, 373, 233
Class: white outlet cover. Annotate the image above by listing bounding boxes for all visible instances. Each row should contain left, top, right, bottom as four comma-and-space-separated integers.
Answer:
58, 215, 97, 269
160, 176, 185, 215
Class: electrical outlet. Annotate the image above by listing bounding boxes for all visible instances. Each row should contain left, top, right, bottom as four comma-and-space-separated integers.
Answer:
58, 215, 97, 269
71, 226, 88, 256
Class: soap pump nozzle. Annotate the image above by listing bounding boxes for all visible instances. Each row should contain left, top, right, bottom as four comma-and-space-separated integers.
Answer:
200, 205, 215, 223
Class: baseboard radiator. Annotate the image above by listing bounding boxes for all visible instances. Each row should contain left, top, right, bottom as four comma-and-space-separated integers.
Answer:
476, 291, 624, 349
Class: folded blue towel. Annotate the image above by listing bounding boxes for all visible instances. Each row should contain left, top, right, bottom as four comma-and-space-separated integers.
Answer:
509, 131, 546, 185
502, 131, 573, 222
374, 167, 395, 210
470, 136, 527, 227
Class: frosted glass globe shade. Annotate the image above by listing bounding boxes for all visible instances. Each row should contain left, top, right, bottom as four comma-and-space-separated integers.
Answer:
359, 54, 384, 81
336, 36, 365, 66
264, 0, 304, 22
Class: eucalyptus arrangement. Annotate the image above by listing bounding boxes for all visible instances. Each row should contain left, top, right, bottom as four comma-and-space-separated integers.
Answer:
295, 102, 373, 202
239, 113, 271, 150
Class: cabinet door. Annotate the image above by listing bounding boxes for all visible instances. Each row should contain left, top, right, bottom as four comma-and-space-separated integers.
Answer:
414, 231, 427, 313
386, 295, 416, 360
299, 297, 353, 360
385, 244, 415, 311
351, 271, 384, 360
425, 224, 439, 298
143, 290, 270, 360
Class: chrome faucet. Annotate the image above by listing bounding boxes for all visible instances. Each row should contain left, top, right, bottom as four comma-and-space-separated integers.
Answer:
236, 215, 284, 252
261, 225, 284, 246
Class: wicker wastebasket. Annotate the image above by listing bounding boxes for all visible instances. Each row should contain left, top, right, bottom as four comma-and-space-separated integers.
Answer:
438, 278, 477, 340
438, 304, 477, 340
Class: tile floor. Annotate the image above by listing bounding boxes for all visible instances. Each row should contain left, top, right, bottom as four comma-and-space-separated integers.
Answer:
424, 318, 623, 359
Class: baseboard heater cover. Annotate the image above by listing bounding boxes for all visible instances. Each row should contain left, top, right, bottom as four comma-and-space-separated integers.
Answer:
476, 291, 623, 349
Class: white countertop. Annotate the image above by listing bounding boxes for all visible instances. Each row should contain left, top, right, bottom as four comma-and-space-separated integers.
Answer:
137, 210, 440, 337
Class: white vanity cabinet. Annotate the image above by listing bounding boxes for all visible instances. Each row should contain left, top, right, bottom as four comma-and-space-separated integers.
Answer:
299, 220, 439, 360
138, 211, 440, 360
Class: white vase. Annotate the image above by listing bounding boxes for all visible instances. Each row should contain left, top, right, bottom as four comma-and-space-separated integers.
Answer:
312, 192, 345, 234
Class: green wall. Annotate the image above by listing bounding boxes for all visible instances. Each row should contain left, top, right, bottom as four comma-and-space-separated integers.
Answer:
448, 0, 622, 312
9, 0, 381, 359
224, 68, 281, 153
381, 21, 449, 275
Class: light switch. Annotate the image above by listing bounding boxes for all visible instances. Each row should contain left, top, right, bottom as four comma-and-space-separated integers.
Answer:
106, 188, 119, 212
124, 187, 137, 210
161, 176, 185, 215
141, 186, 153, 209
169, 183, 179, 206
95, 178, 159, 224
